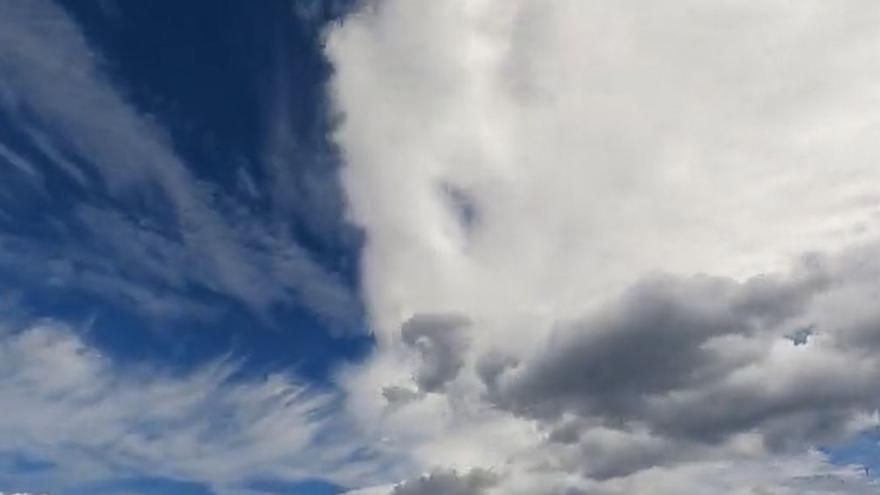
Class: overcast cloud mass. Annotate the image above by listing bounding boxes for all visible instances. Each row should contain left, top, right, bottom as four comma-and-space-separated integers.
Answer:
3, 0, 880, 494
327, 0, 880, 493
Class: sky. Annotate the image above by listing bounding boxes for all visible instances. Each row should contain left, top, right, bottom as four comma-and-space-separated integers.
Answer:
3, 1, 880, 494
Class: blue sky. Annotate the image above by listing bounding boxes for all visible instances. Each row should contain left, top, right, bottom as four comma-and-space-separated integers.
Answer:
0, 1, 374, 494
0, 0, 368, 380
4, 1, 880, 495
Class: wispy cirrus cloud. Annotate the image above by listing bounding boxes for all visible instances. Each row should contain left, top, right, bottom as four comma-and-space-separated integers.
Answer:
0, 0, 361, 331
0, 316, 387, 495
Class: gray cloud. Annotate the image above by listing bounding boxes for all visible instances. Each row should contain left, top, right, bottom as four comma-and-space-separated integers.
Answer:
401, 314, 471, 392
347, 249, 880, 492
391, 469, 497, 495
481, 251, 880, 475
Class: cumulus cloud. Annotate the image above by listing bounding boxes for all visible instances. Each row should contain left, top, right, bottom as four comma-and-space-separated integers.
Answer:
484, 263, 866, 444
471, 249, 880, 484
326, 0, 880, 492
329, 0, 880, 342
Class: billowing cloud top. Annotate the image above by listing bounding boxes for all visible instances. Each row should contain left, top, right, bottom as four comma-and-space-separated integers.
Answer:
325, 0, 880, 493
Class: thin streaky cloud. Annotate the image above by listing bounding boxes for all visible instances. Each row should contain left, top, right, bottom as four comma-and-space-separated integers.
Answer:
0, 0, 361, 330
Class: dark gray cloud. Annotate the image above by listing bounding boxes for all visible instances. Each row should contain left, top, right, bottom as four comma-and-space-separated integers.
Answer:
401, 314, 471, 392
391, 469, 498, 495
570, 430, 673, 481
485, 268, 825, 419
478, 252, 880, 477
382, 385, 421, 407
363, 248, 880, 489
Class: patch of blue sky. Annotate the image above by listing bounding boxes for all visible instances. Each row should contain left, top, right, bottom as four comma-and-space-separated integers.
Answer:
55, 0, 362, 270
0, 278, 371, 381
823, 430, 880, 477
0, 452, 54, 475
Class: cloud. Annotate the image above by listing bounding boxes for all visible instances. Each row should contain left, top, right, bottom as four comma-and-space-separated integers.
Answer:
0, 0, 360, 331
0, 142, 41, 181
328, 0, 880, 343
390, 469, 497, 495
472, 249, 880, 483
483, 264, 860, 443
325, 0, 880, 492
342, 252, 880, 492
400, 314, 470, 393
0, 317, 387, 494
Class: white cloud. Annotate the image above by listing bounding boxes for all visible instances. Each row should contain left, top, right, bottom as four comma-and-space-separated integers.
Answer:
0, 317, 387, 494
326, 0, 880, 492
329, 0, 880, 342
